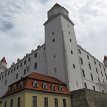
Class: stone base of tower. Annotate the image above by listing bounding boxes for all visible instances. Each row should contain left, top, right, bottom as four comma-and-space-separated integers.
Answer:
71, 88, 107, 107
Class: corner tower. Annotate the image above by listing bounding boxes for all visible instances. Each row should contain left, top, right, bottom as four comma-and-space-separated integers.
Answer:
0, 57, 7, 73
44, 3, 83, 91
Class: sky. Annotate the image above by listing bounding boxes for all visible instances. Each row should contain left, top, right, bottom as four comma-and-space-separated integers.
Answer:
0, 0, 107, 67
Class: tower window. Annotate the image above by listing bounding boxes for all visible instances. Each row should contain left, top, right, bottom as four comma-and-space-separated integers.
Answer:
52, 32, 54, 35
73, 64, 75, 69
71, 50, 73, 54
70, 39, 72, 42
53, 39, 55, 42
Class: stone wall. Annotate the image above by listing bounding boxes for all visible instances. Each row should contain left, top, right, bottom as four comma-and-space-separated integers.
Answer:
71, 88, 107, 107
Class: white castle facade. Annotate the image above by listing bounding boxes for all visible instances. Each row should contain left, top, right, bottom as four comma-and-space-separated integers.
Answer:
0, 3, 107, 97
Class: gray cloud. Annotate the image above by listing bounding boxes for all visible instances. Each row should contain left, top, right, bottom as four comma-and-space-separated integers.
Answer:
0, 21, 14, 31
0, 0, 107, 67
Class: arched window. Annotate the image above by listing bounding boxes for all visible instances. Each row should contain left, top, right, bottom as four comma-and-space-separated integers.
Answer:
50, 84, 55, 91
58, 85, 63, 91
19, 81, 23, 88
33, 81, 38, 88
42, 82, 48, 89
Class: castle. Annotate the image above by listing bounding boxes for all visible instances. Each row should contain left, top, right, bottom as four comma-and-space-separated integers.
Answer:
0, 3, 107, 97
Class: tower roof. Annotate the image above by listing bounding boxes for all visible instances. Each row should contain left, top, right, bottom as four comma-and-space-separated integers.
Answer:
47, 3, 69, 19
52, 3, 62, 8
0, 57, 7, 64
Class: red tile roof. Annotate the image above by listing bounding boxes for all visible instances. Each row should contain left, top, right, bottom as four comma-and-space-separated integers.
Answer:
27, 72, 65, 84
3, 72, 70, 97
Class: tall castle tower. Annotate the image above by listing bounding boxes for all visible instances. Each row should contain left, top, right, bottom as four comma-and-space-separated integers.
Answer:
44, 3, 83, 91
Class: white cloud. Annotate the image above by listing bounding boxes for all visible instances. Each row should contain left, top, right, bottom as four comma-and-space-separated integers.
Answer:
0, 0, 107, 67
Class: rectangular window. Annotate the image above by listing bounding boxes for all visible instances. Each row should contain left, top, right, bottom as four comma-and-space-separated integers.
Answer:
44, 97, 48, 107
10, 99, 13, 107
84, 83, 87, 88
54, 98, 58, 107
24, 69, 26, 75
80, 58, 83, 65
4, 101, 7, 107
82, 70, 85, 78
34, 63, 37, 69
34, 53, 37, 58
91, 73, 93, 81
88, 63, 91, 70
63, 99, 66, 107
17, 97, 21, 107
101, 71, 103, 76
28, 57, 31, 62
93, 86, 95, 91
32, 96, 37, 107
96, 68, 98, 74
24, 60, 26, 65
